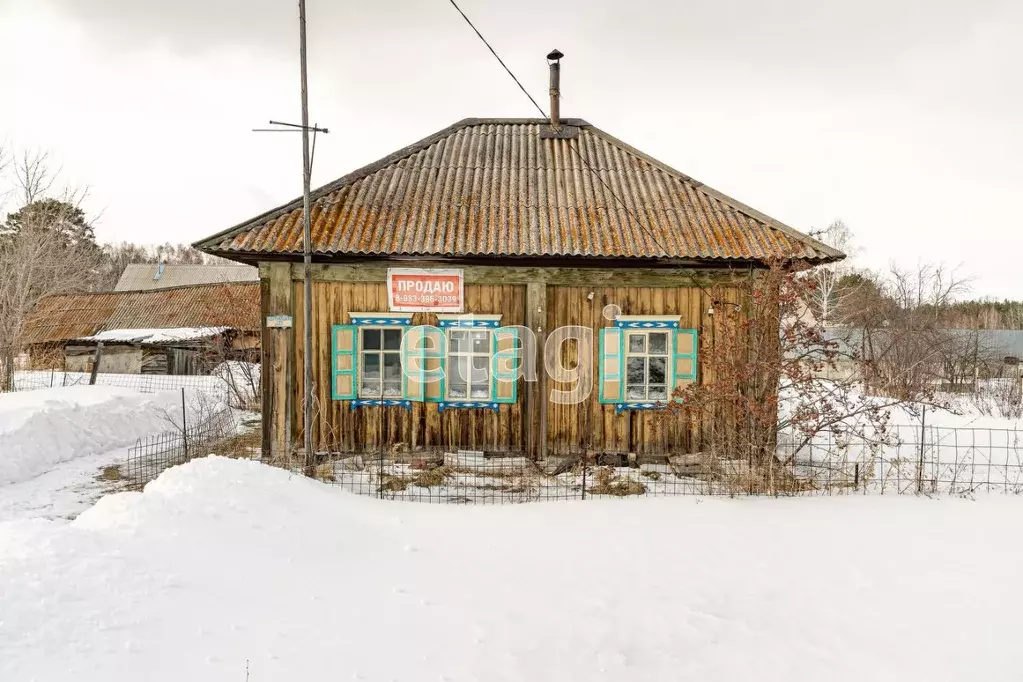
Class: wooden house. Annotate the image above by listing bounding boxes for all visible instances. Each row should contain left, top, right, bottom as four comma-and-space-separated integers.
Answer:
195, 63, 841, 461
21, 283, 260, 375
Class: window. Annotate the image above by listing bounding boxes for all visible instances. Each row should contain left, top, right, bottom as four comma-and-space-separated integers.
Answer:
448, 328, 491, 399
624, 330, 670, 401
359, 328, 403, 398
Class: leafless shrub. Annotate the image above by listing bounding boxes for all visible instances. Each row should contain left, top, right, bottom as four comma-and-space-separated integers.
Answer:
846, 263, 972, 399
665, 262, 930, 494
967, 379, 1023, 419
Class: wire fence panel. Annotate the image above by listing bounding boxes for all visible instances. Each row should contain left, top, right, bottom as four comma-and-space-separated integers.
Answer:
263, 423, 1023, 504
6, 369, 260, 409
125, 407, 236, 490
785, 424, 1023, 496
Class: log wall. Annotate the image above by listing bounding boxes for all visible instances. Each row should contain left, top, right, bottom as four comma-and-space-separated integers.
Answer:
261, 261, 747, 459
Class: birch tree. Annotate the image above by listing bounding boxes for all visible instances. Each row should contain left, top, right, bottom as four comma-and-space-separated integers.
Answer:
806, 219, 856, 326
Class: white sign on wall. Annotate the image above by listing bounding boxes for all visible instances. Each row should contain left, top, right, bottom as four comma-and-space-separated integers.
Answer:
266, 315, 293, 329
387, 268, 464, 313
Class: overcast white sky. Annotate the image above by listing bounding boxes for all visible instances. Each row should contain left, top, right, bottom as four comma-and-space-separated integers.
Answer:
1, 0, 1020, 297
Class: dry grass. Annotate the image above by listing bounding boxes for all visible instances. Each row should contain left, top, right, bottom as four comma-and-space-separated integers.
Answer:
314, 461, 336, 482
641, 470, 662, 481
411, 466, 453, 488
587, 467, 647, 497
207, 429, 261, 460
96, 465, 123, 482
706, 457, 813, 496
378, 475, 409, 493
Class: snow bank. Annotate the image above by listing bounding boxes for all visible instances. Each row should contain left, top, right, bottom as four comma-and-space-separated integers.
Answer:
0, 387, 183, 485
2, 457, 1022, 682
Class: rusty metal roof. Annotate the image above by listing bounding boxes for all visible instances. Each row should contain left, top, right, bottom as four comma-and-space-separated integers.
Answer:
21, 283, 259, 345
195, 118, 843, 265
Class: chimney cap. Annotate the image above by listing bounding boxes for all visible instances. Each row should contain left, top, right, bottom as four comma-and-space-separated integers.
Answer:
546, 49, 564, 62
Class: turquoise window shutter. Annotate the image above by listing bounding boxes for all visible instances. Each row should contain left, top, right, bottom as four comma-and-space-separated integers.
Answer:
491, 326, 520, 403
422, 326, 446, 402
672, 328, 698, 399
331, 325, 358, 400
598, 327, 624, 403
401, 326, 425, 401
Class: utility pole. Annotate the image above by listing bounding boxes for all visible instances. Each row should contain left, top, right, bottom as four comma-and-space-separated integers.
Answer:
298, 0, 314, 473
253, 2, 328, 469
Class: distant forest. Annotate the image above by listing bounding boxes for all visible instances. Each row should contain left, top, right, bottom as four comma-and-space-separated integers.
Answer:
832, 273, 1023, 331
937, 300, 1023, 330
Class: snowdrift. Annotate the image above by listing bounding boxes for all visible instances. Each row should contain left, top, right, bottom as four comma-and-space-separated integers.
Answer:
2, 456, 1022, 681
0, 387, 184, 485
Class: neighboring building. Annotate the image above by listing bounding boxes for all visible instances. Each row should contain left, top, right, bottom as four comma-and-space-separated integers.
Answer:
817, 327, 1023, 384
195, 59, 842, 459
980, 330, 1023, 369
114, 263, 259, 291
21, 283, 259, 375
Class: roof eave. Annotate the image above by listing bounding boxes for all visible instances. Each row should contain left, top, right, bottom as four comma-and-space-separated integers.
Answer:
200, 250, 843, 269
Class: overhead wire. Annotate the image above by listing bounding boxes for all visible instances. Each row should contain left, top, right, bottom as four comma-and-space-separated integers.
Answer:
445, 0, 676, 259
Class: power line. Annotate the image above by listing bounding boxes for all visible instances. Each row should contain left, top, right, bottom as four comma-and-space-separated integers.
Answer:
445, 0, 546, 118
445, 0, 674, 258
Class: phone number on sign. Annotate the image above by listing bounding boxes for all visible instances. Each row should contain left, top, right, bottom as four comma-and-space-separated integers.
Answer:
393, 294, 460, 304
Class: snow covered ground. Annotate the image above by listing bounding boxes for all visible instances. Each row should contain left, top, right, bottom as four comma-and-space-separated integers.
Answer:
1, 456, 1021, 682
778, 382, 1023, 492
0, 445, 133, 522
0, 387, 185, 486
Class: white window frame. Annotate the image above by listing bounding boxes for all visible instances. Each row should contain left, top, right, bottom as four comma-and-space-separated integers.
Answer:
623, 329, 671, 402
357, 326, 405, 399
445, 327, 493, 400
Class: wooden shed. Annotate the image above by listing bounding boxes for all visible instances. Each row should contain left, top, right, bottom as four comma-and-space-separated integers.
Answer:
196, 114, 841, 461
21, 283, 260, 375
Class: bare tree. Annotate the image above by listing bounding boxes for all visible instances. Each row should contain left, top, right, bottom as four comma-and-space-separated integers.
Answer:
855, 263, 972, 399
0, 150, 104, 390
664, 262, 926, 493
806, 219, 856, 326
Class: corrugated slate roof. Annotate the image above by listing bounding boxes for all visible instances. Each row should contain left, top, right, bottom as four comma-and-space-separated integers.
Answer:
195, 118, 843, 265
21, 283, 259, 345
114, 264, 259, 291
824, 328, 1023, 361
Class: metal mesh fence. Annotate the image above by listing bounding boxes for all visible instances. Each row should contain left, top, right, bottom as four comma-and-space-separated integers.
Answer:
785, 424, 1023, 496
6, 369, 259, 409
264, 423, 1023, 503
125, 407, 237, 490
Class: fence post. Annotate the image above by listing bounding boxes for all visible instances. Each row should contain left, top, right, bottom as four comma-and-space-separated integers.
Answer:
580, 453, 588, 500
854, 463, 860, 489
88, 342, 104, 385
917, 404, 927, 494
378, 442, 384, 500
50, 368, 54, 388
181, 387, 189, 457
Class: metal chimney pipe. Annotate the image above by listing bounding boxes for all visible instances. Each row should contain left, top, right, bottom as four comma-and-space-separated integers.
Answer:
547, 49, 563, 130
